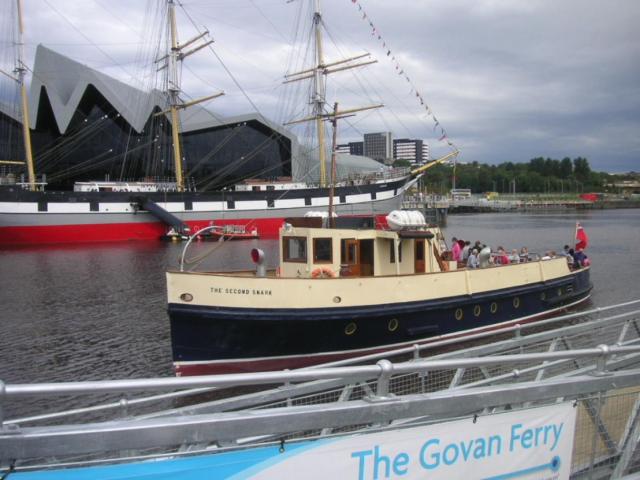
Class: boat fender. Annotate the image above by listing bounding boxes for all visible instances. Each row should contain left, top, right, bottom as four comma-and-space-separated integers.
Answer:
311, 267, 336, 278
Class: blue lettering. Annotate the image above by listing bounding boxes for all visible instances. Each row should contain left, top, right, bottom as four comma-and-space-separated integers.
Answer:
420, 439, 441, 470
460, 439, 474, 460
373, 445, 391, 480
521, 428, 533, 448
551, 423, 564, 451
510, 424, 522, 452
393, 453, 410, 476
442, 444, 459, 465
351, 449, 372, 480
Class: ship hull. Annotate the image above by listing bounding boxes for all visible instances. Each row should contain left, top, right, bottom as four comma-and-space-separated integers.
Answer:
0, 178, 409, 245
168, 268, 592, 375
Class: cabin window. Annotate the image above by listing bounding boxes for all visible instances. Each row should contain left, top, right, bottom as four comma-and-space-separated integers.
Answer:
266, 185, 275, 191
389, 240, 402, 263
252, 186, 261, 192
313, 238, 333, 263
283, 236, 307, 263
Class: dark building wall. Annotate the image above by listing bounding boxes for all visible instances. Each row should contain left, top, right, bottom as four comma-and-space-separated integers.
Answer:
1, 86, 292, 190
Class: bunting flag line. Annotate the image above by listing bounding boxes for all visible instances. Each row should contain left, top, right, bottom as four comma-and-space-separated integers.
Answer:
347, 0, 458, 152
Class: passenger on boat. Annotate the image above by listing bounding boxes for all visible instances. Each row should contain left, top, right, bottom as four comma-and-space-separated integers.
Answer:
451, 237, 462, 262
573, 248, 589, 268
495, 247, 510, 265
462, 240, 471, 261
541, 250, 557, 260
467, 249, 479, 268
520, 247, 530, 262
509, 249, 520, 263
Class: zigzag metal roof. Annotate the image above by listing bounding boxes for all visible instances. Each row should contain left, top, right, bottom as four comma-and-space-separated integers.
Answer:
27, 45, 297, 145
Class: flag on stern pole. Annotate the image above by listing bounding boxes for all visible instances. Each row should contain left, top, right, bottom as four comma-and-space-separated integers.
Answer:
575, 222, 589, 250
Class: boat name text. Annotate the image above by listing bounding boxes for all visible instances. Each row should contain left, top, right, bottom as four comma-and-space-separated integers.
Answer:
210, 287, 272, 296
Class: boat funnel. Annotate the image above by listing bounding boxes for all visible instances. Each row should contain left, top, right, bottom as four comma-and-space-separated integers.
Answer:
479, 247, 492, 268
251, 248, 266, 277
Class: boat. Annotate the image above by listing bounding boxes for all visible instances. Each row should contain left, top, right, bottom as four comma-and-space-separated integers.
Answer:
0, 0, 438, 246
166, 210, 592, 375
162, 223, 259, 242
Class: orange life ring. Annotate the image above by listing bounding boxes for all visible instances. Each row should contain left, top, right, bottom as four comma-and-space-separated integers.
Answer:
311, 267, 336, 278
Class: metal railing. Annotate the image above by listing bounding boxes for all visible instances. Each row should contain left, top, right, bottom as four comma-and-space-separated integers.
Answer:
1, 299, 640, 477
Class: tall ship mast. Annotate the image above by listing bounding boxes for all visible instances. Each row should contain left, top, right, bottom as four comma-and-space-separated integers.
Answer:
0, 0, 37, 191
284, 0, 381, 188
0, 1, 421, 246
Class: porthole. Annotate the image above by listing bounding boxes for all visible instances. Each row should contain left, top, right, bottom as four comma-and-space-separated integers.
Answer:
333, 296, 342, 304
345, 322, 357, 335
473, 305, 481, 317
455, 308, 464, 321
180, 293, 193, 302
490, 302, 498, 314
513, 297, 520, 309
388, 318, 399, 332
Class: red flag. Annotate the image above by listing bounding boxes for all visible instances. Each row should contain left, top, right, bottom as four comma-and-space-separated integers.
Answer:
575, 223, 588, 250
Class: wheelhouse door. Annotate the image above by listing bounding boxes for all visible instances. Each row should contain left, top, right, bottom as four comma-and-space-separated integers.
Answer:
341, 239, 360, 277
415, 240, 425, 273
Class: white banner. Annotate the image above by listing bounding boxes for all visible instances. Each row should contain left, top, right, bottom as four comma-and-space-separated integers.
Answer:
244, 402, 577, 480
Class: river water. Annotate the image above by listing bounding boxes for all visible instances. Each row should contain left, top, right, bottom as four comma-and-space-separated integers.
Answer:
0, 209, 638, 391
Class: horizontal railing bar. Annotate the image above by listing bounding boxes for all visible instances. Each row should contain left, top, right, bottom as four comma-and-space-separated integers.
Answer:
8, 387, 218, 425
2, 370, 639, 460
306, 303, 640, 369
3, 345, 640, 398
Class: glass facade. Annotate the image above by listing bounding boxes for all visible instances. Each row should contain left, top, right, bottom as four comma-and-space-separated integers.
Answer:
0, 85, 292, 190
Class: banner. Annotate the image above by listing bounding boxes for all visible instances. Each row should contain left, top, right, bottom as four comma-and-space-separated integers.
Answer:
20, 403, 576, 479
247, 402, 577, 479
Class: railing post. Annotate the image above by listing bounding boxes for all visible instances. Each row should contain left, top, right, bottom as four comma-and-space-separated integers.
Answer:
376, 360, 393, 398
364, 360, 398, 402
592, 344, 613, 377
413, 344, 420, 361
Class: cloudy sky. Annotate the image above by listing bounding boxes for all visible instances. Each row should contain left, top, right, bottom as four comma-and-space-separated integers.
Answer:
5, 0, 640, 172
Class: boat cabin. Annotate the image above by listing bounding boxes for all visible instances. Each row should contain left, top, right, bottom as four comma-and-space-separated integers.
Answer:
279, 217, 446, 279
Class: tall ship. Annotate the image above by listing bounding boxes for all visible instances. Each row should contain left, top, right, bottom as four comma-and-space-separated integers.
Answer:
0, 1, 448, 245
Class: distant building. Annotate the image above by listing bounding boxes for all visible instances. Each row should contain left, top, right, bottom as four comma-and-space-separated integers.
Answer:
393, 138, 429, 164
336, 142, 363, 156
364, 132, 393, 163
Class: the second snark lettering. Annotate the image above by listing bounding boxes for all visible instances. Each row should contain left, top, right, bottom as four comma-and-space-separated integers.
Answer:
210, 287, 272, 296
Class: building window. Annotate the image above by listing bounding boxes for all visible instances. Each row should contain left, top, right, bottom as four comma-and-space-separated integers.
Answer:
313, 238, 333, 263
283, 236, 307, 262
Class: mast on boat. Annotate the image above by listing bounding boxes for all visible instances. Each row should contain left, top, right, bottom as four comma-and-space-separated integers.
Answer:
284, 0, 381, 188
156, 0, 223, 192
0, 1, 37, 190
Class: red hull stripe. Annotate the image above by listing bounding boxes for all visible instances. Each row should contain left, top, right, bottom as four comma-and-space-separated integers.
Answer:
0, 215, 390, 246
0, 218, 286, 245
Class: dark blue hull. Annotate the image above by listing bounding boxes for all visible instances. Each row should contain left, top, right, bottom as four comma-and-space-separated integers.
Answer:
168, 269, 591, 374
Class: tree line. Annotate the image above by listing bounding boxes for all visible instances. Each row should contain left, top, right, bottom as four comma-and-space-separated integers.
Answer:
406, 156, 618, 194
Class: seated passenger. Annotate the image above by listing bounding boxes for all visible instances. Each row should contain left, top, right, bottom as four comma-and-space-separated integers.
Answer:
520, 246, 529, 262
573, 248, 588, 267
495, 247, 510, 265
508, 249, 520, 263
467, 249, 479, 268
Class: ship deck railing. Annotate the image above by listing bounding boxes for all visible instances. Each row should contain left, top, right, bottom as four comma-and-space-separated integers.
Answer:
2, 299, 640, 477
